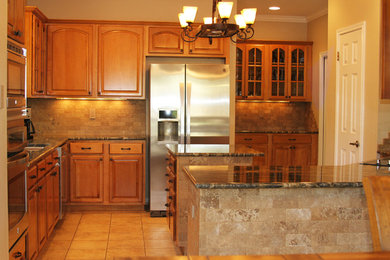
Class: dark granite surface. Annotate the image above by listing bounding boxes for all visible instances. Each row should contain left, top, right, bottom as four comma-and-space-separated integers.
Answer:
236, 130, 319, 134
183, 164, 390, 189
166, 144, 265, 157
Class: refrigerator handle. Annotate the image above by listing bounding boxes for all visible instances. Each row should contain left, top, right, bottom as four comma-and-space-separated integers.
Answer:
186, 82, 191, 144
179, 83, 185, 144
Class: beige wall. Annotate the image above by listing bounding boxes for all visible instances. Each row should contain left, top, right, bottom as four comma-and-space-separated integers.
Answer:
307, 15, 328, 126
324, 0, 381, 165
251, 21, 307, 41
1, 0, 9, 258
378, 102, 390, 144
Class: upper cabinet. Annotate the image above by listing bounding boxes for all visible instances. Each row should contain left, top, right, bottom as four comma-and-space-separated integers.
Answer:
236, 41, 312, 102
8, 0, 25, 44
46, 24, 94, 96
98, 25, 143, 97
147, 26, 228, 58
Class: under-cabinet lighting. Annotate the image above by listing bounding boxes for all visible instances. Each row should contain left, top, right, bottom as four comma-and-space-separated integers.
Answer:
236, 99, 292, 103
56, 98, 129, 101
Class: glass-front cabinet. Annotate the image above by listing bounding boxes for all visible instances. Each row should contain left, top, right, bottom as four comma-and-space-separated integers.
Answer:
236, 41, 312, 102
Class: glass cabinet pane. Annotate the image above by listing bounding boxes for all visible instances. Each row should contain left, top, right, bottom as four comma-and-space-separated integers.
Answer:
256, 67, 262, 80
272, 82, 277, 96
279, 49, 285, 64
236, 48, 243, 64
236, 66, 242, 81
298, 82, 304, 96
291, 67, 297, 81
272, 67, 277, 80
236, 82, 242, 96
272, 49, 278, 64
248, 82, 254, 96
248, 66, 254, 80
292, 49, 297, 64
279, 82, 285, 96
256, 49, 262, 65
255, 82, 262, 96
299, 49, 304, 65
291, 82, 297, 96
279, 67, 285, 81
298, 67, 304, 81
249, 49, 255, 64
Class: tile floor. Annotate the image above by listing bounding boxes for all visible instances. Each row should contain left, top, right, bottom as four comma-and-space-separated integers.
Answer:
37, 211, 180, 260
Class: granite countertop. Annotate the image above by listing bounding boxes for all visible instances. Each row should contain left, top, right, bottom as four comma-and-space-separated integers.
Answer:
165, 144, 265, 157
236, 130, 319, 134
183, 164, 390, 189
27, 136, 146, 166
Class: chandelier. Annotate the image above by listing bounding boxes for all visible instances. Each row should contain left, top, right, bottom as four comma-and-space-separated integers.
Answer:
178, 0, 257, 43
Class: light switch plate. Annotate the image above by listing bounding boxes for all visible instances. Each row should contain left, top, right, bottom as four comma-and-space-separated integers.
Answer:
89, 107, 96, 120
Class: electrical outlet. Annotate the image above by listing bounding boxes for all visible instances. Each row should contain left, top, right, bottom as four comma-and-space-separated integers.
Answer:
89, 107, 96, 120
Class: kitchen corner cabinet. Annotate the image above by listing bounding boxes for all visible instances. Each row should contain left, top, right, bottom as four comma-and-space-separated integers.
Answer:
25, 7, 47, 97
8, 0, 25, 44
236, 41, 312, 101
46, 24, 94, 96
68, 141, 145, 206
147, 26, 227, 57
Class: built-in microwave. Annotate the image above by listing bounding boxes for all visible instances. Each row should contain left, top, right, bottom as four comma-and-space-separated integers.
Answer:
7, 40, 26, 96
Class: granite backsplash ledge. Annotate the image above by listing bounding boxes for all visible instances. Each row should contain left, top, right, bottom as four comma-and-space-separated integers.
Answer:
27, 99, 146, 138
235, 102, 318, 133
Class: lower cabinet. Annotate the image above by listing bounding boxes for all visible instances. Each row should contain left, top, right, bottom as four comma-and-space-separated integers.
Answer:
272, 143, 312, 166
37, 176, 47, 251
9, 233, 26, 260
27, 188, 38, 260
46, 167, 60, 235
68, 141, 145, 205
109, 155, 143, 203
70, 155, 104, 203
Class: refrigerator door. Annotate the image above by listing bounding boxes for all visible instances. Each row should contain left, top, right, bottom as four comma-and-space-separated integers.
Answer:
186, 64, 230, 144
150, 64, 185, 212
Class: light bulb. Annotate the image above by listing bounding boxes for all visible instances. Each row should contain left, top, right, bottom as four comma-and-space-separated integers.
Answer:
183, 6, 198, 23
217, 2, 233, 19
234, 14, 246, 29
241, 8, 257, 25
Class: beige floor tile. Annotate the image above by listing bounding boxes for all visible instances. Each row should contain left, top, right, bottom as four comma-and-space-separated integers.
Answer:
111, 218, 142, 225
37, 249, 68, 260
44, 240, 72, 251
111, 212, 142, 218
77, 223, 110, 233
108, 239, 145, 249
142, 224, 170, 233
144, 239, 176, 249
142, 217, 168, 224
143, 231, 172, 240
50, 230, 77, 241
63, 213, 82, 222
110, 224, 143, 233
69, 240, 108, 250
54, 223, 79, 233
65, 249, 106, 260
106, 248, 146, 259
109, 232, 144, 241
79, 213, 111, 225
145, 248, 178, 256
73, 231, 109, 241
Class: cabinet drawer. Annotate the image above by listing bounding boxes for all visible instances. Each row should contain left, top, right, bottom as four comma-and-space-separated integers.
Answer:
27, 166, 38, 190
109, 143, 143, 154
272, 135, 312, 144
9, 233, 25, 260
236, 133, 268, 144
70, 142, 103, 154
52, 149, 59, 162
46, 153, 54, 170
37, 159, 47, 179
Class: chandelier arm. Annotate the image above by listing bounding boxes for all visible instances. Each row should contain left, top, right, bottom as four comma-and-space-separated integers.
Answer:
245, 26, 255, 39
230, 35, 238, 43
236, 30, 248, 40
181, 29, 198, 42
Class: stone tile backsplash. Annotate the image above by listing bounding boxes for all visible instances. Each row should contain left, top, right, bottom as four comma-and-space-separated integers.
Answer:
236, 102, 318, 132
27, 99, 146, 138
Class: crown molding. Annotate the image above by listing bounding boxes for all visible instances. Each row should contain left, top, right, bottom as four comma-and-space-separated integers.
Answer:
306, 8, 328, 22
256, 8, 328, 24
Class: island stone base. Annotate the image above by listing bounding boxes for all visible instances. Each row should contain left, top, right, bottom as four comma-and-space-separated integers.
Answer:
186, 183, 372, 255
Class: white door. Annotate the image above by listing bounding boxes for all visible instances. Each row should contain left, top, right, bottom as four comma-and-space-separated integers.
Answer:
335, 23, 366, 165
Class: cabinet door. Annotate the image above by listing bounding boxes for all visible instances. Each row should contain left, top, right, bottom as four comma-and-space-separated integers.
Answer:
98, 25, 143, 97
188, 37, 225, 56
269, 45, 288, 100
46, 167, 59, 236
271, 144, 291, 166
109, 155, 143, 204
148, 27, 184, 54
46, 171, 54, 236
290, 144, 311, 166
31, 16, 45, 96
46, 24, 94, 96
52, 167, 60, 223
37, 177, 47, 251
235, 44, 245, 99
8, 0, 25, 44
70, 155, 104, 203
27, 188, 38, 260
245, 45, 265, 99
288, 45, 311, 101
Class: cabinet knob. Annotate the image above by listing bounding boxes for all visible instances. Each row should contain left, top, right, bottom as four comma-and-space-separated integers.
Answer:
47, 162, 53, 165
51, 171, 58, 176
168, 180, 173, 183
12, 252, 22, 258
169, 196, 173, 199
88, 91, 91, 95
81, 147, 91, 150
288, 138, 296, 141
120, 147, 131, 150
165, 174, 169, 177
39, 167, 46, 171
13, 30, 22, 37
165, 188, 169, 192
165, 203, 169, 207
29, 175, 37, 179
98, 91, 102, 95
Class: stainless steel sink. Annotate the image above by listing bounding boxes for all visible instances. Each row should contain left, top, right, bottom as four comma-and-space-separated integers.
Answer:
25, 143, 48, 151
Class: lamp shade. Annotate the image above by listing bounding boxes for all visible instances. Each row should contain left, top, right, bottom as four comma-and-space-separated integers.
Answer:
183, 6, 198, 23
203, 17, 212, 24
234, 14, 246, 29
241, 8, 257, 25
217, 2, 233, 19
178, 13, 188, 28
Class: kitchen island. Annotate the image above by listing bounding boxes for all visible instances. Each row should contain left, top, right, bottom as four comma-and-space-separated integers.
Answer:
165, 144, 264, 250
181, 164, 389, 255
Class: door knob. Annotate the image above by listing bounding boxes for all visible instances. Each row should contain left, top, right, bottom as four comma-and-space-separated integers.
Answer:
349, 140, 360, 148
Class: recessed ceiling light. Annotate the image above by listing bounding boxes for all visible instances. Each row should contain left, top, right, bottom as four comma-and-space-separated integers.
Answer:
269, 6, 280, 11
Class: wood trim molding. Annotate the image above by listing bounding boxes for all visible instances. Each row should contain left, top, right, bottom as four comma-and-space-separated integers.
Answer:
237, 40, 313, 45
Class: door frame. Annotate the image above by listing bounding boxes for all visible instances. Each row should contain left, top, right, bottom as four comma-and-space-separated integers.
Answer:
334, 21, 366, 165
318, 51, 328, 166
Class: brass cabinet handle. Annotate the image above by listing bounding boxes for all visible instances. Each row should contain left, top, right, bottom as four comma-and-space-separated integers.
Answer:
121, 147, 131, 150
288, 138, 296, 141
29, 175, 37, 179
81, 147, 91, 150
12, 252, 22, 258
39, 167, 46, 171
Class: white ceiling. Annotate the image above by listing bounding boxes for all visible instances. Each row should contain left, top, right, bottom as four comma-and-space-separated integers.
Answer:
237, 0, 328, 19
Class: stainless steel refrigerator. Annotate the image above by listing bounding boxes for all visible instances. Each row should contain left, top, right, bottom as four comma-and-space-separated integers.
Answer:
149, 64, 230, 214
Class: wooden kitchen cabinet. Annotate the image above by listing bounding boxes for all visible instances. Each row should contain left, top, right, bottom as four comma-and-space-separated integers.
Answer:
9, 233, 26, 260
98, 25, 143, 97
46, 24, 94, 96
46, 166, 60, 236
109, 155, 144, 203
147, 26, 227, 57
25, 7, 47, 97
236, 41, 312, 101
27, 187, 38, 260
36, 176, 47, 251
70, 154, 104, 203
8, 0, 25, 44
